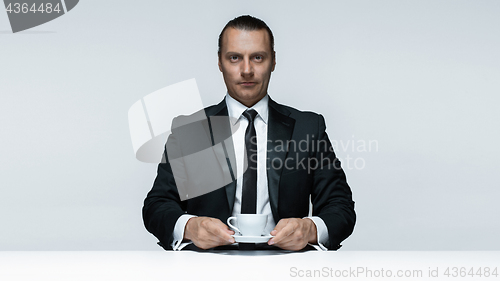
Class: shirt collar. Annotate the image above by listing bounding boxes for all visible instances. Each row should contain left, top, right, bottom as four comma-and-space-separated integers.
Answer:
225, 93, 269, 125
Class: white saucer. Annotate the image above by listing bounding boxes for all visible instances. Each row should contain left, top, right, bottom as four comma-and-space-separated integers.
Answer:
232, 234, 274, 243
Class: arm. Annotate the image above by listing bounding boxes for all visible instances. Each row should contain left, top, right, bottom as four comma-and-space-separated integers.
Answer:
269, 114, 355, 251
142, 135, 187, 249
142, 118, 236, 250
310, 114, 356, 249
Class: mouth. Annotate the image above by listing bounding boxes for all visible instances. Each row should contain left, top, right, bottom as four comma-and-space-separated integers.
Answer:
239, 81, 257, 86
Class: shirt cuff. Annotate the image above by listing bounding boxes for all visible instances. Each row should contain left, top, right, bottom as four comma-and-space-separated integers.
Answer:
171, 214, 197, 251
305, 216, 329, 251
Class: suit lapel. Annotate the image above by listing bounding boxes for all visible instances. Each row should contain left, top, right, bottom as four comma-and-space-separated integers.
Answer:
266, 98, 295, 220
205, 100, 238, 214
205, 97, 296, 217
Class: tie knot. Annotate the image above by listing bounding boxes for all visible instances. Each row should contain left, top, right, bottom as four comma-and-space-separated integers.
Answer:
243, 109, 258, 123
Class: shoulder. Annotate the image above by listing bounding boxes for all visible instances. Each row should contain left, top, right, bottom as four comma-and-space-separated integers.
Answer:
270, 98, 324, 123
171, 100, 225, 128
269, 98, 329, 136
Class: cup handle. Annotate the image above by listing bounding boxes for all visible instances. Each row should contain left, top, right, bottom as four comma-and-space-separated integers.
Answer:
227, 217, 240, 234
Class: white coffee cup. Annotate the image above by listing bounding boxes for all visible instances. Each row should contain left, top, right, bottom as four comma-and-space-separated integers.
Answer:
227, 214, 268, 236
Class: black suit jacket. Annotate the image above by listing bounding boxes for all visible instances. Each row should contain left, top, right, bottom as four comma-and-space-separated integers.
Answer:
142, 97, 356, 250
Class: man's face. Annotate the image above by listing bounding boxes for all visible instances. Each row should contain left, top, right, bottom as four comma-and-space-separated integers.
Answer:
218, 28, 276, 107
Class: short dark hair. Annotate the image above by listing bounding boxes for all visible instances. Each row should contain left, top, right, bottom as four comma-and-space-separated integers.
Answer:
218, 15, 275, 56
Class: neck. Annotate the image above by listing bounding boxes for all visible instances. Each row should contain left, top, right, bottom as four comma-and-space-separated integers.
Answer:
229, 93, 267, 108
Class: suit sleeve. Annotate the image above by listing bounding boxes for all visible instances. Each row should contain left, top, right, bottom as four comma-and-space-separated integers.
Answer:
311, 114, 356, 250
142, 126, 187, 250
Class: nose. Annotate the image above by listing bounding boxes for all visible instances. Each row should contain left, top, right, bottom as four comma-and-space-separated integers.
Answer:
241, 58, 254, 77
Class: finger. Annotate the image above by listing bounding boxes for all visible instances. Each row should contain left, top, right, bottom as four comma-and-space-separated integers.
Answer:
274, 239, 306, 251
270, 219, 289, 236
273, 219, 289, 232
217, 227, 235, 244
207, 220, 235, 243
197, 230, 232, 249
272, 221, 311, 250
269, 222, 296, 245
214, 220, 235, 237
193, 230, 223, 249
279, 221, 298, 238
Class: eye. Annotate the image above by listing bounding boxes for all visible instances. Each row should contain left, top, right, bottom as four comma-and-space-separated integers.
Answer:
229, 55, 239, 62
254, 55, 263, 61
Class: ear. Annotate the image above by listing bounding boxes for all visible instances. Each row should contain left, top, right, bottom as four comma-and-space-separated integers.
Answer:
218, 54, 223, 72
271, 51, 276, 72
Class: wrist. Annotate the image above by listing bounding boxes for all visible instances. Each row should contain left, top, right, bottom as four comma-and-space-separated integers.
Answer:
184, 217, 196, 241
305, 218, 318, 244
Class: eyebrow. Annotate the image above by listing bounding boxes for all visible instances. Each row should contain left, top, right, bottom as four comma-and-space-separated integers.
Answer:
224, 51, 269, 57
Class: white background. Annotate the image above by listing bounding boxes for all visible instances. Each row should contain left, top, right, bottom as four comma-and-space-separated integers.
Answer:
1, 0, 499, 250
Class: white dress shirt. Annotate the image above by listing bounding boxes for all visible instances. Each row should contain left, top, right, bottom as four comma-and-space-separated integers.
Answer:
171, 94, 329, 251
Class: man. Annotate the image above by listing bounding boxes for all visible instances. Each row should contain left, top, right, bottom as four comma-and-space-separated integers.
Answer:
143, 15, 355, 251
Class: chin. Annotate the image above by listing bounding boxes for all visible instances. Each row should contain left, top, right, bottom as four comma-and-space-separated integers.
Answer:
245, 95, 264, 103
233, 92, 258, 100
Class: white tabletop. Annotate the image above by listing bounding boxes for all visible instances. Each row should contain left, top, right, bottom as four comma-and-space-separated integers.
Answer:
1, 251, 499, 281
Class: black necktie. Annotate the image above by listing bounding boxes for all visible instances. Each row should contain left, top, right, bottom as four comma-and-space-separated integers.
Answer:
239, 109, 258, 251
241, 109, 258, 214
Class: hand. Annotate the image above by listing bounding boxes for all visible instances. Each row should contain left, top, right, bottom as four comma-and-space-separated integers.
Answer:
184, 217, 235, 250
268, 218, 317, 251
